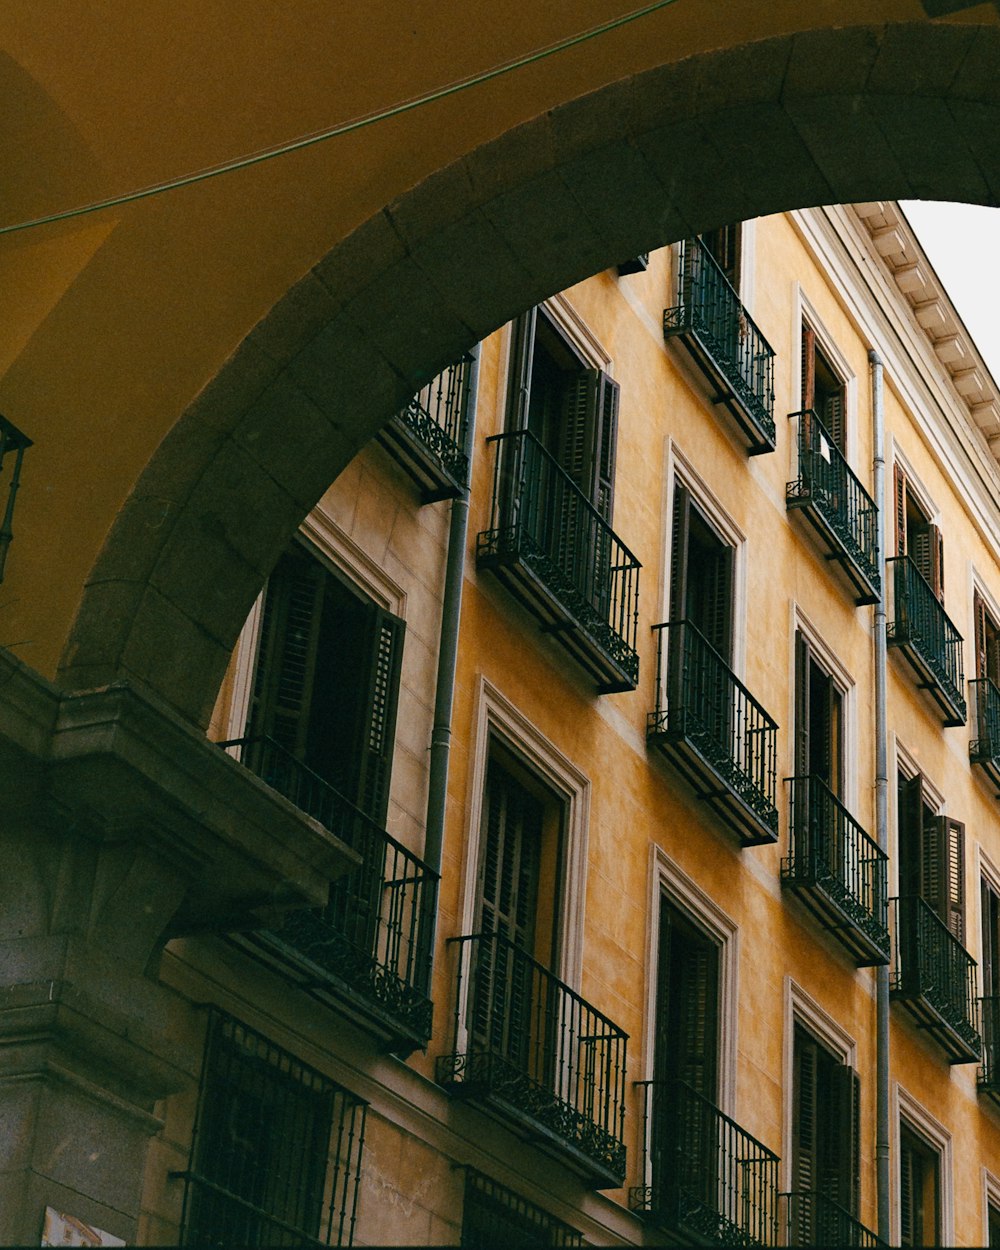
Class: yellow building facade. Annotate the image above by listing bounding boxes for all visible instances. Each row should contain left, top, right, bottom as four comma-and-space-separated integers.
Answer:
6, 7, 1000, 1248
94, 202, 1000, 1247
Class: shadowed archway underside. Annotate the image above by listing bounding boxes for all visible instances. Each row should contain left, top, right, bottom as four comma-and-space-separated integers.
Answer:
58, 22, 1000, 727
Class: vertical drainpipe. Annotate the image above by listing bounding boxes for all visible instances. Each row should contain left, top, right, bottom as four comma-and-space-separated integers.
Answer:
870, 347, 891, 1243
423, 345, 480, 933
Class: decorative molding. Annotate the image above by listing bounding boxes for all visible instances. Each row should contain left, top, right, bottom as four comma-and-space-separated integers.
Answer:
459, 676, 591, 989
893, 1082, 954, 1249
545, 292, 613, 373
781, 977, 857, 1191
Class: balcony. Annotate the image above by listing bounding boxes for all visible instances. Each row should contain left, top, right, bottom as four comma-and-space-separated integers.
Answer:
890, 895, 981, 1064
782, 776, 889, 967
220, 735, 437, 1056
970, 678, 1000, 794
436, 931, 628, 1187
648, 620, 778, 847
377, 356, 472, 501
979, 997, 1000, 1107
663, 236, 776, 455
887, 556, 966, 726
477, 429, 640, 693
781, 1191, 883, 1248
785, 409, 880, 606
631, 1079, 779, 1247
0, 411, 32, 583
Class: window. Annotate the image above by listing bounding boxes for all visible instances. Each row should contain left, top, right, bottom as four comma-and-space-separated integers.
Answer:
894, 463, 944, 603
801, 323, 846, 454
982, 876, 1000, 1089
789, 1025, 860, 1240
460, 1170, 583, 1248
179, 1010, 366, 1248
670, 480, 734, 662
899, 1122, 940, 1247
507, 304, 619, 525
794, 631, 844, 797
700, 224, 741, 293
974, 589, 1000, 686
897, 771, 965, 943
244, 541, 404, 823
989, 1195, 1000, 1247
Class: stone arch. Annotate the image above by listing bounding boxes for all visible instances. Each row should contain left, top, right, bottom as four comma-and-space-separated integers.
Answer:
58, 21, 1000, 727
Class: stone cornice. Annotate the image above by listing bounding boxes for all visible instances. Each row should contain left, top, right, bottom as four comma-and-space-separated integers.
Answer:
852, 201, 1000, 457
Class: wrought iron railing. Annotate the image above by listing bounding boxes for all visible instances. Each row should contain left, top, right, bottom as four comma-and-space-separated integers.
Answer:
786, 408, 880, 600
890, 895, 981, 1061
477, 429, 640, 689
781, 1191, 883, 1248
219, 735, 437, 1045
649, 619, 778, 837
395, 356, 472, 488
663, 236, 776, 451
461, 1169, 585, 1248
970, 677, 1000, 771
783, 775, 889, 965
437, 931, 628, 1184
887, 556, 966, 724
631, 1079, 779, 1247
176, 1010, 367, 1248
979, 996, 1000, 1098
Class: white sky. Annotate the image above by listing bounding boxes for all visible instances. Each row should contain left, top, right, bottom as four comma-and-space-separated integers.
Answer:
899, 200, 1000, 386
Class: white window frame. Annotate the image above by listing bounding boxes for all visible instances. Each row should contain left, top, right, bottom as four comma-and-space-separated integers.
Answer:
789, 603, 859, 817
793, 285, 859, 468
223, 514, 406, 741
662, 439, 748, 685
642, 845, 740, 1113
781, 977, 857, 1193
893, 1084, 953, 1248
982, 1165, 1000, 1247
458, 676, 591, 993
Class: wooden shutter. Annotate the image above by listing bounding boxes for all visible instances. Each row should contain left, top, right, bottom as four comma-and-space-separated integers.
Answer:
506, 308, 537, 431
669, 482, 691, 623
830, 1063, 861, 1218
975, 590, 989, 682
894, 463, 908, 558
794, 631, 812, 778
656, 899, 719, 1098
248, 548, 326, 756
354, 605, 404, 825
899, 1131, 917, 1248
918, 812, 965, 943
476, 760, 542, 952
801, 324, 816, 412
911, 522, 944, 601
944, 817, 966, 943
594, 373, 619, 523
792, 1029, 818, 1197
898, 773, 924, 898
823, 388, 846, 454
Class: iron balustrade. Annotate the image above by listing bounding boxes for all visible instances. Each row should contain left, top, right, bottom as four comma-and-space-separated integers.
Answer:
648, 619, 778, 843
886, 556, 966, 725
783, 775, 889, 966
177, 1010, 367, 1248
786, 408, 880, 603
970, 678, 1000, 787
980, 996, 1000, 1102
219, 735, 437, 1047
477, 428, 640, 691
890, 895, 981, 1063
631, 1079, 779, 1248
392, 356, 473, 494
460, 1169, 585, 1248
437, 930, 628, 1185
663, 236, 776, 453
780, 1191, 883, 1248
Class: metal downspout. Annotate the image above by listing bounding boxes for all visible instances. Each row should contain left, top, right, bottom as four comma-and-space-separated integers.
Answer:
870, 347, 891, 1243
424, 345, 480, 905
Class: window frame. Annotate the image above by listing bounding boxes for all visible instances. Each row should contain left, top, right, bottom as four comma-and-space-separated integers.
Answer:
789, 606, 859, 816
663, 442, 747, 685
893, 1085, 952, 1248
793, 289, 857, 467
459, 677, 590, 993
